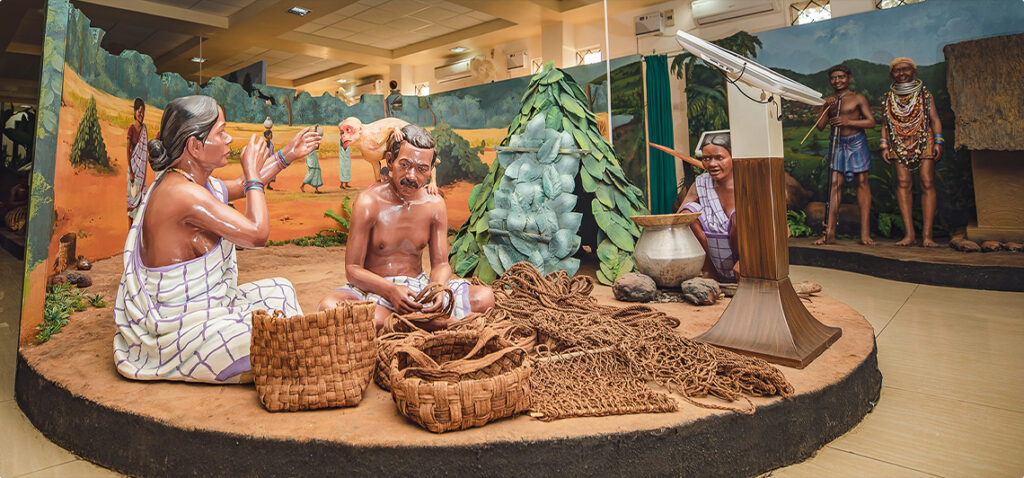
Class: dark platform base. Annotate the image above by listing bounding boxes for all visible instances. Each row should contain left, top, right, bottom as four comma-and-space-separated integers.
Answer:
789, 238, 1024, 292
16, 347, 880, 478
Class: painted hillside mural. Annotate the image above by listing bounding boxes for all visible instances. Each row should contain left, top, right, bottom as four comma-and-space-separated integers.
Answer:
19, 2, 650, 343
677, 0, 1024, 239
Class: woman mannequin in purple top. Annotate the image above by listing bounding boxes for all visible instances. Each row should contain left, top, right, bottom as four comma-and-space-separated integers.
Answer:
676, 131, 740, 282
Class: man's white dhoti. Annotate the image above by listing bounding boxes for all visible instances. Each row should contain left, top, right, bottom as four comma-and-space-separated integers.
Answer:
113, 176, 302, 383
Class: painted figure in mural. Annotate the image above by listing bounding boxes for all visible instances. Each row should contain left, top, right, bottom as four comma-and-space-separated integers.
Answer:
300, 125, 324, 193
337, 126, 352, 189
263, 129, 276, 190
112, 95, 321, 383
880, 57, 944, 247
384, 80, 402, 118
813, 64, 877, 246
339, 116, 439, 194
125, 98, 148, 227
317, 124, 494, 329
676, 131, 739, 282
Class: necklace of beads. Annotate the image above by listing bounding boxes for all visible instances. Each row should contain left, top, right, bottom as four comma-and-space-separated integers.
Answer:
167, 167, 197, 183
884, 83, 930, 169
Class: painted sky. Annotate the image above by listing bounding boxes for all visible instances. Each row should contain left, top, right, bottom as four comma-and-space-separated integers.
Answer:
756, 0, 1024, 73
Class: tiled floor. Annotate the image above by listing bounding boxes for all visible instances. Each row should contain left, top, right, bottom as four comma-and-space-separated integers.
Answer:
1, 249, 1022, 477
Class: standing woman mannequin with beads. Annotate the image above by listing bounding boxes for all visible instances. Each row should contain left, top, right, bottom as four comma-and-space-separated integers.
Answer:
113, 95, 321, 384
880, 57, 944, 247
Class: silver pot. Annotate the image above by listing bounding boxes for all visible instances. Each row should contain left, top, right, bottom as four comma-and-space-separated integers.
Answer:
631, 213, 706, 288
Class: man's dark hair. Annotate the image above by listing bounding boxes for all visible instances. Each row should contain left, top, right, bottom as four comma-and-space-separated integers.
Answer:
827, 64, 852, 77
133, 97, 145, 111
389, 80, 398, 90
386, 124, 436, 165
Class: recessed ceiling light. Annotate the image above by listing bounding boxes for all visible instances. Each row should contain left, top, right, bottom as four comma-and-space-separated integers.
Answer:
336, 78, 349, 83
287, 6, 311, 16
190, 57, 206, 63
450, 46, 468, 53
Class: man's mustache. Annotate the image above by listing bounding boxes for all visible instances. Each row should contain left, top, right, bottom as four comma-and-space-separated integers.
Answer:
400, 178, 419, 188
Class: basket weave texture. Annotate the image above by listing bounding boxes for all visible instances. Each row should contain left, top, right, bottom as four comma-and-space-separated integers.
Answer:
374, 314, 430, 392
251, 302, 376, 412
389, 328, 531, 433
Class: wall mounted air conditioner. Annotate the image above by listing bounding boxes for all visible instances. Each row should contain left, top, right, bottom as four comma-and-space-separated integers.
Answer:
691, 0, 775, 25
506, 50, 527, 70
353, 78, 383, 97
634, 12, 664, 36
435, 60, 472, 83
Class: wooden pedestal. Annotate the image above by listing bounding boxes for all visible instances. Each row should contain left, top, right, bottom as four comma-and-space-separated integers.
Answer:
696, 157, 841, 368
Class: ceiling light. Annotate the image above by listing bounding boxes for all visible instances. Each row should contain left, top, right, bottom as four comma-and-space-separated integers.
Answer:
190, 57, 206, 63
449, 46, 468, 53
336, 78, 349, 83
287, 6, 311, 16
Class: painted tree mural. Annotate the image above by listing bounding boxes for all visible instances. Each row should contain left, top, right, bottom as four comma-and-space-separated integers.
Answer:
449, 62, 649, 284
69, 96, 109, 168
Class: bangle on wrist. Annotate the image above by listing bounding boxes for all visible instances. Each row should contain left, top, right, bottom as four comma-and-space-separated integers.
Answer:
275, 150, 289, 168
244, 183, 265, 193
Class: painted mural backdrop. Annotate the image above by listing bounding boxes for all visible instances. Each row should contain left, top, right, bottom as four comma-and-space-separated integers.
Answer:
677, 0, 1024, 238
19, 2, 650, 344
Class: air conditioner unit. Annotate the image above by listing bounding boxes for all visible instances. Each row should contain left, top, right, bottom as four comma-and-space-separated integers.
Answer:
506, 50, 527, 70
435, 60, 472, 83
634, 12, 664, 36
352, 78, 384, 97
691, 0, 775, 25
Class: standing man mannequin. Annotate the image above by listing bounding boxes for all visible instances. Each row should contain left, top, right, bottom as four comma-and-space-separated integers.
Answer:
880, 57, 943, 247
813, 64, 876, 246
383, 80, 402, 118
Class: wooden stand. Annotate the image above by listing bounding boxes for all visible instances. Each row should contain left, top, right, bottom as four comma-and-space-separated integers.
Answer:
696, 82, 841, 369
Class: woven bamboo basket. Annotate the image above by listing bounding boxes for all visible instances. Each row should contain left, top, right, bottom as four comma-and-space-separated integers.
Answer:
375, 314, 430, 392
250, 302, 376, 412
389, 328, 531, 433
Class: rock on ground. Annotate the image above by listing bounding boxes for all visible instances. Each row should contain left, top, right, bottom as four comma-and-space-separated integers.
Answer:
612, 272, 657, 302
680, 278, 720, 306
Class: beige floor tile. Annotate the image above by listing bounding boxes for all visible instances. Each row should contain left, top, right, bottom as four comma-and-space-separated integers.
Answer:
829, 387, 1024, 477
13, 459, 122, 478
901, 284, 1024, 321
790, 266, 917, 333
876, 305, 1024, 412
0, 400, 78, 477
769, 445, 938, 478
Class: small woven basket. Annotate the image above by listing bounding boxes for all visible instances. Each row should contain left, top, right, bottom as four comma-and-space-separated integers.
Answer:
251, 302, 376, 412
389, 328, 531, 433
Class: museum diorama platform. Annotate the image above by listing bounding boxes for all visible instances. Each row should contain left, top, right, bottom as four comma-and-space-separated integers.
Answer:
16, 245, 881, 478
788, 237, 1024, 291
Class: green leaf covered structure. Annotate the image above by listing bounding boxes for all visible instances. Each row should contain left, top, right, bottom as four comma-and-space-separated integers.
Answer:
449, 63, 648, 284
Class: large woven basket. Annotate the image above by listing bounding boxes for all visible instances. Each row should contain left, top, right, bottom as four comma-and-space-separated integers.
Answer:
375, 314, 430, 392
251, 302, 376, 412
389, 328, 531, 433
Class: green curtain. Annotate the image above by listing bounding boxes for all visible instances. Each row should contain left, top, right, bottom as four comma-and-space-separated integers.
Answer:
644, 55, 676, 214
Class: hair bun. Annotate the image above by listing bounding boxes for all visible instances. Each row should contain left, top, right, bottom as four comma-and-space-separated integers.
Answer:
147, 139, 168, 169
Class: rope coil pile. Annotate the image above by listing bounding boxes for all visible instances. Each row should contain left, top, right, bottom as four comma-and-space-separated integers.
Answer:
383, 262, 794, 422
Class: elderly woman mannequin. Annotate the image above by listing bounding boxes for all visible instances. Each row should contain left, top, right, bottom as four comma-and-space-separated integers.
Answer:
676, 131, 740, 282
113, 95, 321, 383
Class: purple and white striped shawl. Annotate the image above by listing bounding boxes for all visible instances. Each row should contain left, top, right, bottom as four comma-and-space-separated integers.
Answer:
682, 172, 737, 281
113, 173, 302, 383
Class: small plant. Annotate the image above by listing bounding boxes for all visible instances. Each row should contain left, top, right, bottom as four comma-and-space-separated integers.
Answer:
268, 198, 352, 248
877, 211, 904, 238
787, 210, 812, 238
86, 293, 107, 308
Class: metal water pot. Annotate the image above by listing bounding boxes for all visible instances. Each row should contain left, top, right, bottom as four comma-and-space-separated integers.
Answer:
631, 213, 706, 288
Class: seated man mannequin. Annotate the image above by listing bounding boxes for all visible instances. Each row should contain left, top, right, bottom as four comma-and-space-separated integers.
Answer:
675, 131, 739, 282
318, 124, 494, 330
339, 117, 439, 195
113, 95, 321, 383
